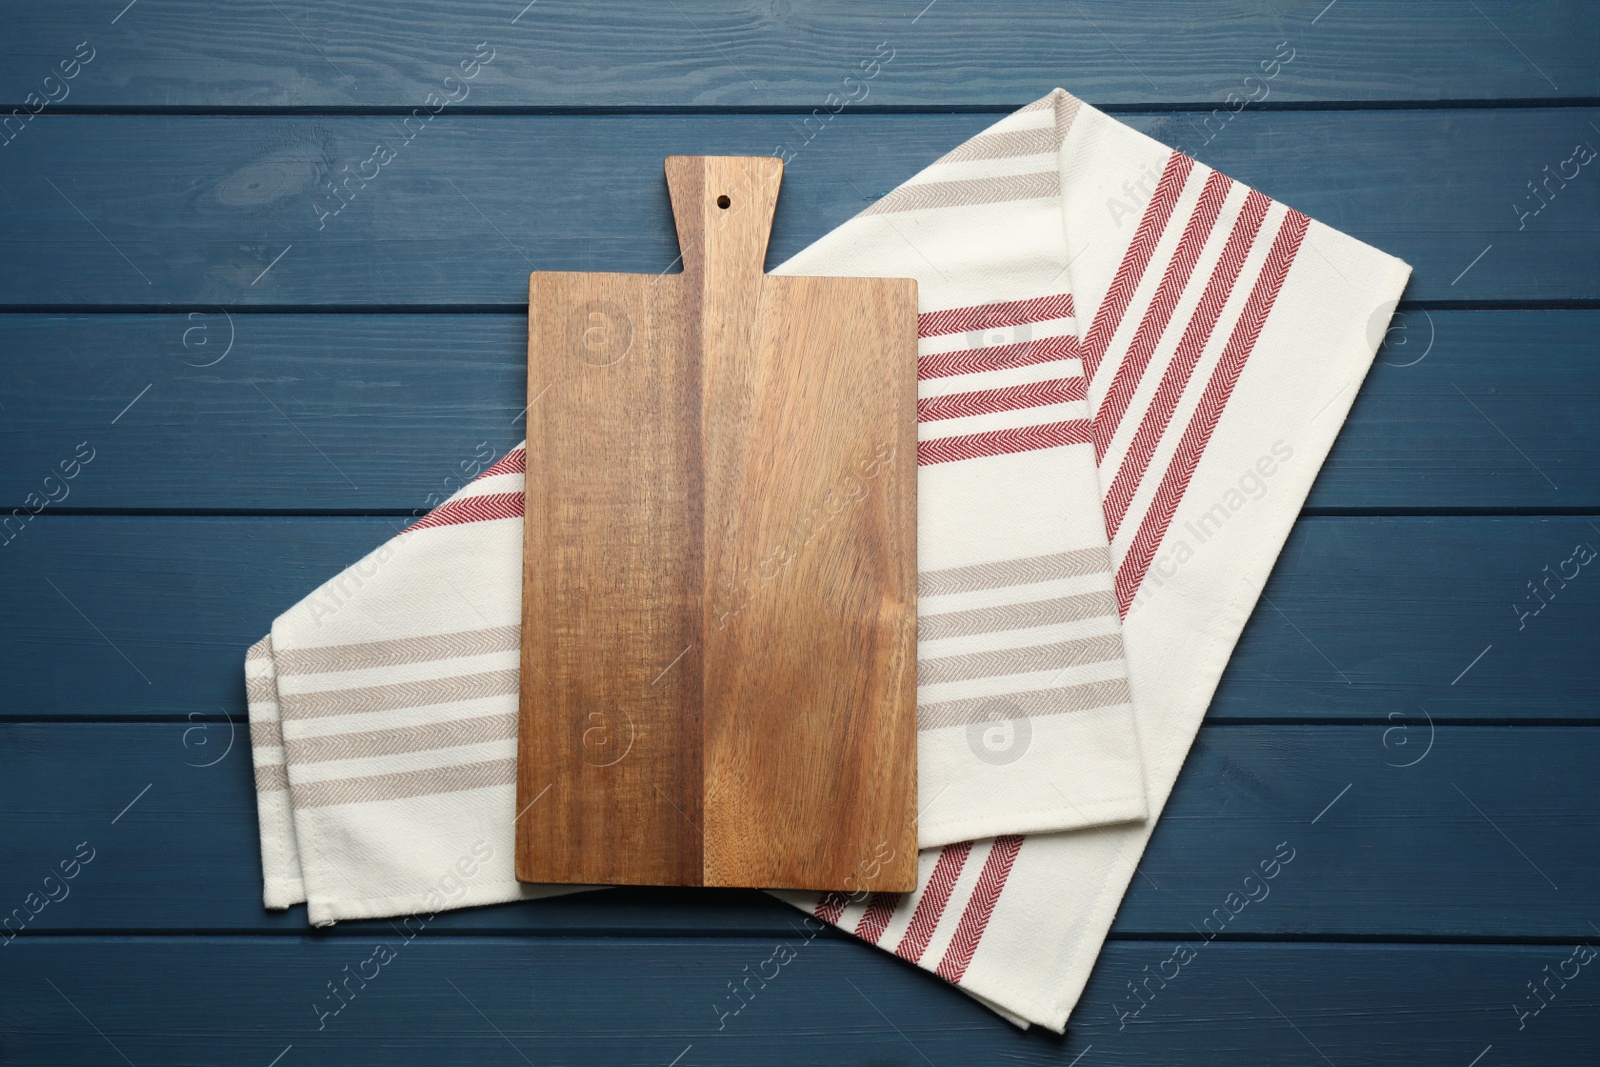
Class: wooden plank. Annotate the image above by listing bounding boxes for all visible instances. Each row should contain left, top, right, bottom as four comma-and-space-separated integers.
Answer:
519, 156, 917, 890
1, 309, 1593, 513
1213, 516, 1600, 719
520, 225, 706, 889
2, 1, 1594, 108
4, 722, 1596, 938
2, 516, 1595, 721
2, 937, 1595, 1064
0, 312, 531, 515
0, 110, 1593, 306
1316, 309, 1600, 510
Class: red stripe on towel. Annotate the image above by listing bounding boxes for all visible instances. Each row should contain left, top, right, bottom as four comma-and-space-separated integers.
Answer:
935, 835, 1024, 982
405, 492, 524, 532
895, 842, 973, 964
854, 893, 903, 944
918, 377, 1086, 422
1115, 209, 1309, 614
918, 420, 1092, 466
1094, 170, 1233, 461
1103, 188, 1271, 537
918, 293, 1075, 339
917, 334, 1080, 381
1080, 152, 1194, 382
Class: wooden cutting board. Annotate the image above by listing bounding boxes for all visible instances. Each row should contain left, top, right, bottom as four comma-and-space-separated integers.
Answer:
515, 156, 918, 892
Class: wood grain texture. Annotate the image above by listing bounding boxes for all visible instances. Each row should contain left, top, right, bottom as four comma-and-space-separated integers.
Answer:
3, 939, 1596, 1066
0, 110, 1594, 306
520, 264, 703, 887
3, 1, 1595, 108
518, 157, 917, 891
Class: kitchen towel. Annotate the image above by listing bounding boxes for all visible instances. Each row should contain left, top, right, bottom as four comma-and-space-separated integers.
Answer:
247, 88, 1410, 1032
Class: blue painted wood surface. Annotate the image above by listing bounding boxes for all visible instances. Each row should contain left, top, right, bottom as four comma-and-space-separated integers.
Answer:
5, 940, 1598, 1066
1, 1, 1596, 1063
6, 940, 1595, 1066
3, 723, 1596, 936
3, 516, 1596, 721
3, 0, 1596, 106
0, 110, 1595, 306
0, 311, 1595, 512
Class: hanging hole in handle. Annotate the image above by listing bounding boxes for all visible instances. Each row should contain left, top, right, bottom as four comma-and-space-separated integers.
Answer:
716, 194, 731, 209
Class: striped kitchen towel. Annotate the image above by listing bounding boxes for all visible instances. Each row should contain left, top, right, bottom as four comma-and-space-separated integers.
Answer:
247, 88, 1409, 1032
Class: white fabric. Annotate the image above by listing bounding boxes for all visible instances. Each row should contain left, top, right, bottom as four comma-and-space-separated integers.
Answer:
246, 88, 1408, 1032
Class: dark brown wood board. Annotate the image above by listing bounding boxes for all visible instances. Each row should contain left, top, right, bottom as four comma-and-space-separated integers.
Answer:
516, 156, 918, 892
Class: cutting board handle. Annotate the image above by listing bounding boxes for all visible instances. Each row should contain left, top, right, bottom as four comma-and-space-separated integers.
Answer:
664, 155, 783, 283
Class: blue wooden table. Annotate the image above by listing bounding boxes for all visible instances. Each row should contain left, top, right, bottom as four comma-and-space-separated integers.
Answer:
2, 2, 1597, 1063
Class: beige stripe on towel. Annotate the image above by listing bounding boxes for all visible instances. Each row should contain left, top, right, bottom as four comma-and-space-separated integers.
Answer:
935, 128, 1060, 165
291, 757, 515, 808
919, 590, 1118, 641
919, 548, 1111, 598
918, 677, 1133, 731
254, 763, 289, 793
285, 713, 515, 764
274, 625, 519, 676
919, 633, 1125, 687
278, 669, 518, 720
251, 720, 284, 748
861, 171, 1060, 217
